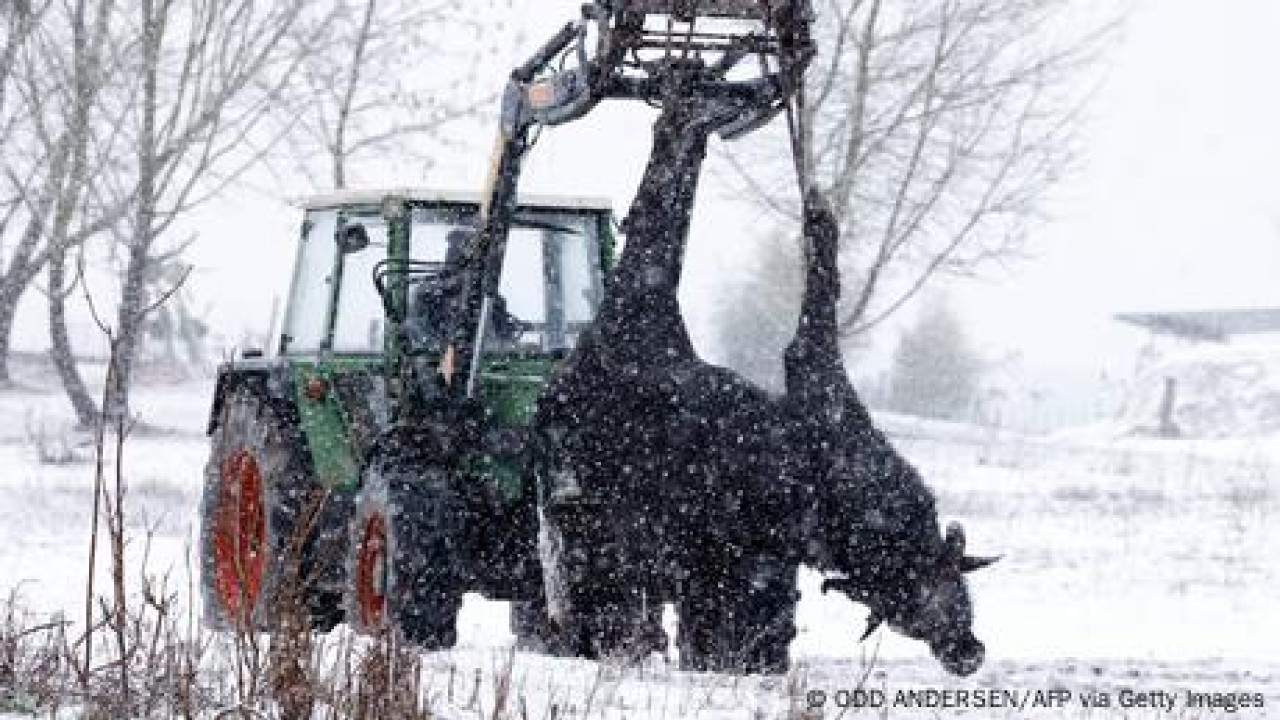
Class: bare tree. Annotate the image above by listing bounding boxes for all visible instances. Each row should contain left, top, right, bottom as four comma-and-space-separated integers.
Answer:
0, 0, 45, 123
2, 0, 508, 422
41, 0, 126, 425
0, 5, 39, 372
0, 0, 127, 391
94, 0, 315, 424
0, 1, 48, 383
279, 0, 512, 190
719, 0, 1118, 340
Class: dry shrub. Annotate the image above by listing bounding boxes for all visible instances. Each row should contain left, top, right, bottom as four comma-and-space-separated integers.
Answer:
1, 587, 70, 714
24, 409, 89, 465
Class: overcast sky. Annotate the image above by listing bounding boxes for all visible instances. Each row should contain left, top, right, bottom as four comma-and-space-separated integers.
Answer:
502, 0, 1280, 383
954, 0, 1280, 375
28, 0, 1276, 417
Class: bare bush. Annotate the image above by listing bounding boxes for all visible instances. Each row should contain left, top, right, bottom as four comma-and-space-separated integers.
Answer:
0, 587, 69, 714
23, 408, 90, 465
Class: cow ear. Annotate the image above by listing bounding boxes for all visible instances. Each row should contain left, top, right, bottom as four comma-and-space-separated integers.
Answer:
959, 555, 1000, 573
944, 522, 966, 559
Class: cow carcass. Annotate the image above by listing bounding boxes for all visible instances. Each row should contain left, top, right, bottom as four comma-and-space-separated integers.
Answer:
534, 89, 996, 675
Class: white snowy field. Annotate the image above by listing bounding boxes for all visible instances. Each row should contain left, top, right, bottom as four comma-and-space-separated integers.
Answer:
0, 360, 1277, 718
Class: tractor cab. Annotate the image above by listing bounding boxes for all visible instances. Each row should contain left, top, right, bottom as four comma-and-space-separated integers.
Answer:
209, 189, 615, 502
279, 189, 614, 361
201, 189, 617, 631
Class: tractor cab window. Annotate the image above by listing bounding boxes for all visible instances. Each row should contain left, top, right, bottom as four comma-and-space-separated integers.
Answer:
330, 212, 390, 353
283, 202, 605, 358
281, 209, 340, 354
405, 206, 603, 355
282, 207, 390, 355
405, 207, 477, 352
499, 212, 601, 352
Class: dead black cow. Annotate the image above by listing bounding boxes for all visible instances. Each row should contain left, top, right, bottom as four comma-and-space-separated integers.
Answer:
786, 193, 998, 676
534, 88, 996, 675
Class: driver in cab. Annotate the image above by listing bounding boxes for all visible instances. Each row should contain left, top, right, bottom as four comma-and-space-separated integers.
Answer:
409, 228, 523, 350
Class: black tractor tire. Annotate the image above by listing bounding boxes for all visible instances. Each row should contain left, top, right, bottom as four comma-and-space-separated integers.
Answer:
677, 553, 799, 674
346, 441, 465, 648
200, 387, 351, 632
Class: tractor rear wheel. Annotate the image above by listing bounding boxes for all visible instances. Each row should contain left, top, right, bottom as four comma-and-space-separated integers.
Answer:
200, 387, 349, 631
677, 553, 798, 674
347, 441, 465, 647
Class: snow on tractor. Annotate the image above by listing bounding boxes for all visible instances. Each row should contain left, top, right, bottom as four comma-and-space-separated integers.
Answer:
199, 0, 997, 676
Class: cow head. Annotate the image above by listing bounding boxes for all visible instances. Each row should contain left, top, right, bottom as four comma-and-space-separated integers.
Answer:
821, 522, 997, 676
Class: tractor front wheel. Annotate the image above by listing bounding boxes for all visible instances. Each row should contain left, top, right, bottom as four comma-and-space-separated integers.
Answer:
346, 440, 465, 647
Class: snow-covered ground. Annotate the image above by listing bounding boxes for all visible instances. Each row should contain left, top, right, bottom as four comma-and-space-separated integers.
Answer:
1, 360, 1277, 718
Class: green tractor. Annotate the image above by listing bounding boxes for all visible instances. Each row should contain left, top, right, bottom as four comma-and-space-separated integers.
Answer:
200, 189, 616, 642
200, 0, 815, 653
196, 2, 996, 678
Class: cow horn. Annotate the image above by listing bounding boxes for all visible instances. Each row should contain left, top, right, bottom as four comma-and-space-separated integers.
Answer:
959, 555, 1001, 573
859, 612, 884, 642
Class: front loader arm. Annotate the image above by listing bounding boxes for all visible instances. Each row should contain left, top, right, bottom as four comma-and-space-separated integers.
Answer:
450, 1, 816, 397
455, 23, 598, 397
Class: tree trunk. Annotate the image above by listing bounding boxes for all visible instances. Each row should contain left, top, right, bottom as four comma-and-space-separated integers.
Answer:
48, 246, 100, 427
103, 0, 159, 427
0, 263, 45, 382
39, 0, 112, 422
0, 298, 15, 383
105, 236, 150, 425
0, 230, 56, 384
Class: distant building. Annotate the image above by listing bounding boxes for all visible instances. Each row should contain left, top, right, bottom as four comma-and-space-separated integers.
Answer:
1115, 308, 1280, 343
1114, 308, 1280, 437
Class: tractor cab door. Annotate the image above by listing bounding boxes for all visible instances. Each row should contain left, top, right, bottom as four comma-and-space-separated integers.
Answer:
279, 206, 391, 357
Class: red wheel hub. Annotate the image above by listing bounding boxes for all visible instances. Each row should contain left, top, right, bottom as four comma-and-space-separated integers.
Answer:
212, 449, 266, 622
354, 512, 388, 629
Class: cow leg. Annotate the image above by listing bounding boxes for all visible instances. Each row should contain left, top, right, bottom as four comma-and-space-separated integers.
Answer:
783, 191, 863, 413
591, 91, 738, 370
783, 190, 935, 538
783, 195, 992, 677
530, 92, 737, 662
677, 547, 798, 674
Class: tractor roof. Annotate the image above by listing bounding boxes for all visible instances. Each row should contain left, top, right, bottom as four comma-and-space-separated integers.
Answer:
294, 188, 614, 213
